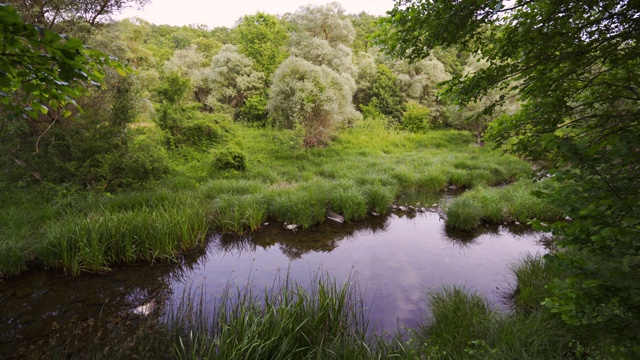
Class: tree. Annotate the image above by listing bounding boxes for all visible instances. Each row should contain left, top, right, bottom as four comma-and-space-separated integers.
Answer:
164, 45, 210, 102
391, 56, 451, 124
348, 12, 379, 53
6, 0, 149, 36
271, 3, 361, 145
268, 57, 360, 147
288, 2, 358, 78
0, 4, 124, 137
366, 64, 405, 121
379, 0, 640, 349
0, 4, 133, 184
235, 12, 289, 80
206, 44, 265, 115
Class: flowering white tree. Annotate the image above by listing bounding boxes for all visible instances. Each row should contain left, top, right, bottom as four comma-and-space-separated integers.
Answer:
268, 3, 360, 146
164, 45, 210, 102
287, 2, 357, 78
206, 45, 265, 114
268, 57, 359, 146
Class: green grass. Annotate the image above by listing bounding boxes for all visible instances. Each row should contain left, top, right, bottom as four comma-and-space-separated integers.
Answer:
211, 193, 268, 233
444, 180, 562, 231
38, 201, 209, 275
0, 126, 539, 277
507, 254, 562, 313
173, 274, 371, 360
41, 270, 576, 360
417, 284, 571, 360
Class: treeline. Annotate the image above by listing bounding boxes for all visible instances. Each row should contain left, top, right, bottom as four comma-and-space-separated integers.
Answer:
1, 1, 514, 190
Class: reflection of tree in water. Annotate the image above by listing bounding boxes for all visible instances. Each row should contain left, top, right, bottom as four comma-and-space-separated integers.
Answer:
211, 215, 390, 260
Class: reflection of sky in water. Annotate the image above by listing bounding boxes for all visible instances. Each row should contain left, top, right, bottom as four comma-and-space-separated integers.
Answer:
1, 211, 545, 355
167, 212, 545, 333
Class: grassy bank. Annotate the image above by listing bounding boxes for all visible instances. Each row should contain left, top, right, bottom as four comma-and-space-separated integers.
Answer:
1, 125, 536, 277
42, 258, 614, 360
443, 180, 562, 231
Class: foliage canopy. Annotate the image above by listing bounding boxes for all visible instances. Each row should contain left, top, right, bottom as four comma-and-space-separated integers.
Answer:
379, 0, 640, 349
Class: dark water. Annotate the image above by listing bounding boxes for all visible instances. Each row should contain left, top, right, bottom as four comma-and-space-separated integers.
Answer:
0, 211, 545, 357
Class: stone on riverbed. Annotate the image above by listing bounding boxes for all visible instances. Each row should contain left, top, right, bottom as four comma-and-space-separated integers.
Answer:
284, 223, 299, 230
326, 210, 344, 224
133, 300, 156, 316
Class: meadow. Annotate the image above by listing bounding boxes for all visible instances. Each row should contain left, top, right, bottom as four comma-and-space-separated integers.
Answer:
0, 122, 561, 278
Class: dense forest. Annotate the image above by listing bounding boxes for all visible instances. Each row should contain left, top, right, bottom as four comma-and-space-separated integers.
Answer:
1, 0, 638, 358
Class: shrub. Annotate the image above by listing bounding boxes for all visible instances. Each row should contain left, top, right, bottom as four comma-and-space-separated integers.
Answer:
237, 92, 269, 125
213, 147, 247, 171
400, 102, 431, 133
174, 117, 223, 149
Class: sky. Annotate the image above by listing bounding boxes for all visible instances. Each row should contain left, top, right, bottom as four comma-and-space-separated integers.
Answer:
118, 0, 396, 28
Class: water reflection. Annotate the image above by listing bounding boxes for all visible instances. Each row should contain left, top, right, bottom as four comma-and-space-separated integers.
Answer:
0, 211, 545, 357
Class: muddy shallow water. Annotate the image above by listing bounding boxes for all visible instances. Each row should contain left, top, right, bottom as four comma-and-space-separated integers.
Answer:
0, 211, 545, 357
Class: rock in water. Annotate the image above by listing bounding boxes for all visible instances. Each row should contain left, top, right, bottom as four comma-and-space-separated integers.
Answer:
284, 224, 299, 230
133, 300, 156, 316
326, 210, 344, 224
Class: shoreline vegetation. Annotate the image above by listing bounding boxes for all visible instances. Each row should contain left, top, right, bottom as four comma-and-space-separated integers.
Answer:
39, 261, 577, 360
0, 126, 557, 278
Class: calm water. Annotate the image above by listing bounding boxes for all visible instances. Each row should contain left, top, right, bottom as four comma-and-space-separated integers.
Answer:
0, 211, 545, 357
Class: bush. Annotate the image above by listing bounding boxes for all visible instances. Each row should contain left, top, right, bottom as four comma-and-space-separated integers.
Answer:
400, 101, 430, 133
237, 92, 269, 125
213, 147, 246, 171
174, 117, 223, 149
105, 136, 172, 190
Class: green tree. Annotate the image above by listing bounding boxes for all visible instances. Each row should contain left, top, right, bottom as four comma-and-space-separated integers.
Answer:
0, 5, 126, 177
347, 12, 379, 53
235, 12, 289, 80
6, 0, 149, 36
367, 64, 405, 121
379, 0, 640, 350
164, 45, 210, 103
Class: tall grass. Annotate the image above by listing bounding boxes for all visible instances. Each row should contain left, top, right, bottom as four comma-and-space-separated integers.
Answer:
170, 273, 376, 360
444, 180, 561, 231
211, 194, 268, 233
39, 268, 578, 359
418, 285, 570, 359
39, 204, 209, 275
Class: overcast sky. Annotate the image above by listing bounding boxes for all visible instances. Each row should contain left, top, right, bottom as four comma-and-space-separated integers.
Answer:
118, 0, 396, 28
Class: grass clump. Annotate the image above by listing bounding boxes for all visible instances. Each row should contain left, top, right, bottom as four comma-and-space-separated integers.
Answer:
363, 184, 396, 214
444, 197, 484, 231
268, 185, 328, 228
39, 203, 209, 275
418, 284, 570, 360
444, 180, 561, 231
211, 194, 268, 233
507, 254, 562, 313
326, 183, 368, 221
170, 273, 376, 360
